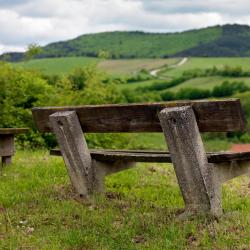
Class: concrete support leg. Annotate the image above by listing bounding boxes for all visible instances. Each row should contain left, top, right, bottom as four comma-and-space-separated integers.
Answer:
158, 106, 222, 217
2, 156, 12, 166
93, 160, 136, 193
215, 160, 250, 183
50, 111, 94, 199
0, 134, 14, 166
50, 111, 136, 198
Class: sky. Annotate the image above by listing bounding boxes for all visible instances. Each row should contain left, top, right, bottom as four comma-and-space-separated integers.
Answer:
1, 0, 250, 54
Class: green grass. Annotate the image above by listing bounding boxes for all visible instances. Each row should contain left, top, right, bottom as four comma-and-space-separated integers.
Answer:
99, 58, 178, 76
118, 79, 164, 91
163, 57, 250, 78
0, 150, 249, 249
14, 57, 177, 76
14, 57, 101, 75
168, 76, 250, 92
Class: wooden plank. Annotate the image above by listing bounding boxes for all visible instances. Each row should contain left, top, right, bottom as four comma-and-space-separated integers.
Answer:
32, 99, 246, 133
50, 149, 250, 164
0, 128, 29, 135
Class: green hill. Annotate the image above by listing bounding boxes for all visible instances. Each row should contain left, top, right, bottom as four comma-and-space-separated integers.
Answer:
4, 24, 250, 61
40, 26, 220, 58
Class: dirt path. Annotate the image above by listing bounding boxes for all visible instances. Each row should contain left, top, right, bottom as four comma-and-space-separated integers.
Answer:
150, 57, 188, 77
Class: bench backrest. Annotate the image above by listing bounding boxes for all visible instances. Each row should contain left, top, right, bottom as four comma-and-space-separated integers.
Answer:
32, 99, 246, 133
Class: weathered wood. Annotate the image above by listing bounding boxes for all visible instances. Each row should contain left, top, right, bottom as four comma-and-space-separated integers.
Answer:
0, 134, 15, 157
0, 129, 28, 166
49, 111, 94, 198
158, 106, 222, 217
32, 99, 246, 133
50, 149, 250, 164
0, 128, 29, 135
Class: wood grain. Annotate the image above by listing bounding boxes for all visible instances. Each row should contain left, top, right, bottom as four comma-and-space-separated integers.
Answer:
0, 128, 29, 135
32, 99, 246, 133
50, 149, 250, 164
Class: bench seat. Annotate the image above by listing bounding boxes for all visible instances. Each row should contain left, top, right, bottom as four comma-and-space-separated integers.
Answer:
50, 149, 250, 164
0, 128, 29, 135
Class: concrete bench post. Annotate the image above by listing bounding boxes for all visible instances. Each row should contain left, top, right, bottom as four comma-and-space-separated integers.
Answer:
50, 111, 94, 199
49, 111, 135, 198
0, 134, 15, 166
158, 106, 222, 217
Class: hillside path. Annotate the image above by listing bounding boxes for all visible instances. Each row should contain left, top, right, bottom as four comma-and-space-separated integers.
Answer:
150, 57, 188, 77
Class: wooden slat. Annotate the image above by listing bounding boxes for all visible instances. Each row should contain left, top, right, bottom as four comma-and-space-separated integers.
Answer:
0, 128, 29, 135
50, 149, 250, 164
32, 99, 246, 133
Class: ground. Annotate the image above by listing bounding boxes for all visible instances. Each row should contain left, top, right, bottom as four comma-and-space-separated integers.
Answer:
0, 151, 249, 249
14, 57, 178, 76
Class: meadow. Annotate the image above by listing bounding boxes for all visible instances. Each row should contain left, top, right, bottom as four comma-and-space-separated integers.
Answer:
162, 57, 250, 78
3, 56, 249, 249
0, 151, 249, 249
16, 56, 250, 91
15, 57, 177, 76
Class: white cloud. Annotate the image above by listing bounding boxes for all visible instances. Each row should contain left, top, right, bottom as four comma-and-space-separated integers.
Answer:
0, 0, 250, 53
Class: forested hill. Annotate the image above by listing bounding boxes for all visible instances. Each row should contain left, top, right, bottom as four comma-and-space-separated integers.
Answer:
3, 24, 250, 61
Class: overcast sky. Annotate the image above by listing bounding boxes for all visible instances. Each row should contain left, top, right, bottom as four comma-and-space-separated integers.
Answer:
1, 0, 250, 54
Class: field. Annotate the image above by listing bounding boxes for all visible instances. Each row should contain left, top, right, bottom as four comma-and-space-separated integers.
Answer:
98, 58, 178, 76
15, 57, 101, 75
14, 57, 178, 76
0, 151, 249, 249
162, 57, 250, 78
15, 56, 250, 92
168, 76, 250, 92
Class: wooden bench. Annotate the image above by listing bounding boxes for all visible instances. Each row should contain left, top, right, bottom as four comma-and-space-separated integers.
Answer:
0, 128, 29, 165
32, 99, 250, 217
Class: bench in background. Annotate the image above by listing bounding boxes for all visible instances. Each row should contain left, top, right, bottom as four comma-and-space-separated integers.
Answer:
0, 128, 29, 165
32, 99, 250, 217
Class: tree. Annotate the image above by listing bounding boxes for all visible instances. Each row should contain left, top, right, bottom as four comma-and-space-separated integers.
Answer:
25, 43, 43, 61
98, 50, 110, 59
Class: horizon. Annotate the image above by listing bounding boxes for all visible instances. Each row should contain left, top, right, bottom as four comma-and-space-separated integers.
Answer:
1, 23, 249, 56
1, 0, 250, 54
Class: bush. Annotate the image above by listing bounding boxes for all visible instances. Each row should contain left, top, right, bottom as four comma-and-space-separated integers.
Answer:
212, 81, 249, 97
0, 62, 55, 147
175, 88, 211, 100
0, 63, 127, 148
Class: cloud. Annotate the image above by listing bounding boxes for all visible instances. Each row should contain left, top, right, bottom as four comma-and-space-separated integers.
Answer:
0, 0, 250, 53
141, 0, 250, 15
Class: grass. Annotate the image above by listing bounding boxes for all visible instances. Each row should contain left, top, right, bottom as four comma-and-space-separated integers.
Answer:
14, 57, 178, 76
168, 76, 250, 92
162, 57, 250, 78
0, 150, 249, 249
14, 57, 101, 75
98, 58, 178, 76
118, 79, 164, 91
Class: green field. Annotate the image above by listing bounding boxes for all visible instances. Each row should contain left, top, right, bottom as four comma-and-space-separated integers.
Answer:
168, 76, 250, 92
15, 57, 101, 75
15, 56, 250, 94
14, 57, 177, 76
0, 151, 249, 249
99, 58, 178, 76
163, 57, 250, 78
118, 57, 250, 92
